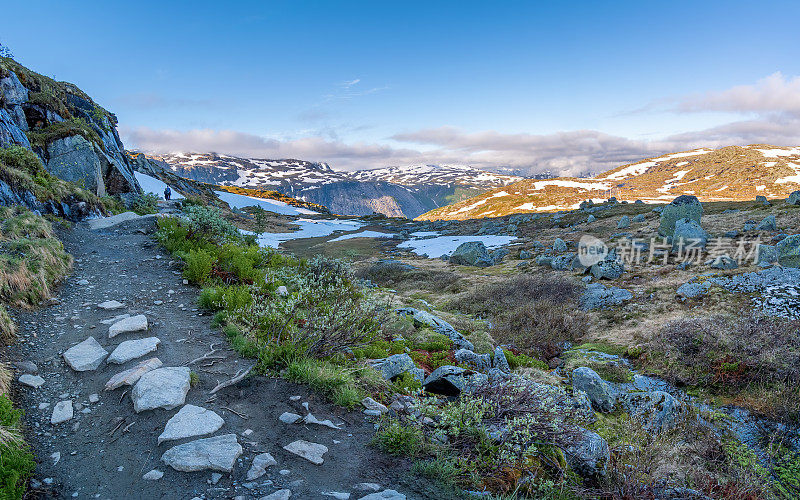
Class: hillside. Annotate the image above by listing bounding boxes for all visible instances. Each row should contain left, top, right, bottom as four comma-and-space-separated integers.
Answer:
417, 144, 800, 220
154, 152, 521, 218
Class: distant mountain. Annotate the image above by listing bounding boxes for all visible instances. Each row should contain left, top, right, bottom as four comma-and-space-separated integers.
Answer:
154, 153, 522, 218
417, 145, 800, 220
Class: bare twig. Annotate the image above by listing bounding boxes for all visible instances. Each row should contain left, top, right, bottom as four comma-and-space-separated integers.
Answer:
184, 343, 224, 366
221, 406, 248, 419
209, 363, 256, 394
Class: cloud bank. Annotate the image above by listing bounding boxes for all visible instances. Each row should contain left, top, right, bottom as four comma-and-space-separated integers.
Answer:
122, 73, 800, 176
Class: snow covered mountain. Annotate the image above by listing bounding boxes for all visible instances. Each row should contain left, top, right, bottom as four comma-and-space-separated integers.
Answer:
418, 145, 800, 220
153, 153, 522, 218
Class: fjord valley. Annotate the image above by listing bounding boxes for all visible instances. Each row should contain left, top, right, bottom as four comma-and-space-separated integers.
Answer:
2, 1, 800, 499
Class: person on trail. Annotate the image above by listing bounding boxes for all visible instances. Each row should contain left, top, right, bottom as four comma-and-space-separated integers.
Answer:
164, 186, 171, 200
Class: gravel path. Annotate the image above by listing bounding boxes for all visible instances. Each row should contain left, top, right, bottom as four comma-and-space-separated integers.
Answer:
7, 215, 426, 500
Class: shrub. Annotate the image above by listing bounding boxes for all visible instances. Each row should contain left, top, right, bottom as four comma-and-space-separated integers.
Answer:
452, 274, 581, 318
130, 193, 159, 215
373, 419, 425, 456
0, 305, 15, 343
0, 395, 35, 500
491, 300, 586, 360
184, 205, 241, 244
183, 248, 215, 284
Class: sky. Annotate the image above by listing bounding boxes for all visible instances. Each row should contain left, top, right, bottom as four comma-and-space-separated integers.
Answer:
3, 0, 800, 175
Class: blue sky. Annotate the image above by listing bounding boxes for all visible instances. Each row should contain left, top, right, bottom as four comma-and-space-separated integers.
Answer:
4, 0, 800, 174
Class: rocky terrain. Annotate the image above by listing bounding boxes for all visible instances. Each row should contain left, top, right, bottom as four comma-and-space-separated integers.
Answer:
418, 145, 800, 220
153, 153, 521, 218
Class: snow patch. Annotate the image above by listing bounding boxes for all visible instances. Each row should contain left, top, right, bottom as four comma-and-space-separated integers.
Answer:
398, 235, 517, 259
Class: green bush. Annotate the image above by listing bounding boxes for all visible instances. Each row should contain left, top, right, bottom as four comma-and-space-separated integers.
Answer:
184, 205, 241, 244
0, 396, 35, 499
183, 248, 215, 284
130, 193, 159, 215
373, 419, 424, 456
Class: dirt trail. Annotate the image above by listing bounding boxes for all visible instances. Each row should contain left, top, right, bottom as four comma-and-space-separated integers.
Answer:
7, 214, 427, 500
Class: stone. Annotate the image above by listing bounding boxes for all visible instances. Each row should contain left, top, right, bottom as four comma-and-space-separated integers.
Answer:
88, 394, 99, 403
63, 337, 108, 371
586, 215, 596, 223
518, 250, 532, 260
492, 346, 511, 373
590, 256, 624, 280
422, 366, 487, 396
303, 413, 341, 429
279, 412, 302, 424
354, 483, 382, 491
580, 283, 632, 310
322, 492, 350, 499
756, 215, 776, 231
142, 469, 163, 480
260, 491, 292, 500
108, 314, 148, 338
13, 361, 37, 374
277, 285, 289, 296
787, 190, 800, 205
158, 405, 225, 444
361, 397, 388, 414
658, 195, 703, 237
756, 244, 778, 267
161, 434, 242, 472
572, 367, 615, 412
617, 216, 630, 229
131, 367, 191, 412
672, 218, 709, 251
357, 491, 406, 500
777, 234, 800, 268
449, 241, 494, 267
76, 279, 90, 286
454, 349, 491, 372
283, 440, 328, 465
371, 354, 417, 381
707, 255, 738, 270
18, 374, 45, 388
756, 195, 770, 206
632, 214, 646, 223
108, 337, 160, 364
553, 238, 568, 252
51, 400, 74, 424
565, 428, 609, 477
246, 452, 277, 480
621, 391, 683, 432
105, 357, 163, 390
100, 314, 130, 325
677, 282, 709, 299
97, 300, 125, 310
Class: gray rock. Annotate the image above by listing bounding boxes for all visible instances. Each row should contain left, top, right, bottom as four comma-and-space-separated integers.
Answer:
142, 469, 163, 480
371, 354, 417, 381
492, 347, 511, 373
246, 452, 277, 480
303, 413, 341, 429
108, 314, 148, 338
553, 238, 568, 253
536, 255, 553, 267
565, 428, 609, 477
454, 349, 491, 372
131, 367, 191, 412
97, 300, 125, 310
519, 250, 532, 260
161, 434, 243, 472
572, 367, 615, 412
279, 412, 302, 424
677, 282, 709, 299
87, 213, 151, 231
672, 218, 709, 251
108, 337, 160, 364
756, 215, 776, 231
756, 244, 778, 267
63, 337, 108, 371
658, 195, 703, 237
423, 366, 487, 396
396, 308, 473, 351
580, 283, 632, 310
158, 405, 225, 444
51, 400, 74, 424
632, 214, 646, 223
590, 256, 624, 280
777, 234, 800, 268
283, 440, 328, 465
707, 254, 738, 270
14, 361, 38, 374
361, 397, 388, 414
787, 190, 800, 205
586, 215, 596, 223
449, 241, 494, 267
18, 374, 45, 389
105, 357, 163, 390
617, 216, 630, 229
357, 491, 406, 500
260, 491, 292, 500
621, 391, 683, 432
756, 195, 770, 206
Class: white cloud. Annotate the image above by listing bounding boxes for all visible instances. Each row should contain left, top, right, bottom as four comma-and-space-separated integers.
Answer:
676, 72, 800, 116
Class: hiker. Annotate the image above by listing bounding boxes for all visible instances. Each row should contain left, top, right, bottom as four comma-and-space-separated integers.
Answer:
164, 186, 171, 200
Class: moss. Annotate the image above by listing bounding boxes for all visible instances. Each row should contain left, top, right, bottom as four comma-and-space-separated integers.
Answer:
26, 117, 103, 150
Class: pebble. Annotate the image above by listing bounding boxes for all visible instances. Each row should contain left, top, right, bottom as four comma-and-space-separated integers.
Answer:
18, 374, 45, 389
246, 452, 277, 480
279, 412, 302, 424
142, 469, 164, 480
51, 401, 74, 425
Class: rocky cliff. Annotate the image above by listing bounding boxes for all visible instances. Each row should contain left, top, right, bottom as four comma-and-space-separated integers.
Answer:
0, 57, 140, 203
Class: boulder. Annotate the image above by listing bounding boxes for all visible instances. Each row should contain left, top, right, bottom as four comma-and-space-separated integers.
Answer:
756, 244, 778, 267
161, 434, 242, 472
777, 234, 800, 268
617, 216, 630, 229
787, 191, 800, 205
676, 282, 708, 299
18, 374, 45, 388
449, 241, 494, 267
587, 215, 596, 223
397, 308, 473, 351
580, 284, 632, 310
107, 337, 160, 364
371, 354, 420, 382
108, 314, 148, 338
632, 214, 646, 223
756, 215, 776, 231
158, 405, 225, 444
565, 428, 609, 477
707, 255, 738, 270
756, 195, 770, 206
283, 439, 328, 465
454, 349, 491, 372
621, 391, 683, 432
358, 491, 406, 500
518, 249, 532, 260
261, 490, 293, 500
590, 256, 624, 280
553, 238, 568, 252
423, 366, 488, 396
572, 367, 615, 412
63, 337, 108, 371
131, 367, 191, 412
658, 195, 703, 237
672, 218, 709, 251
550, 253, 577, 271
97, 300, 125, 310
492, 347, 511, 373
